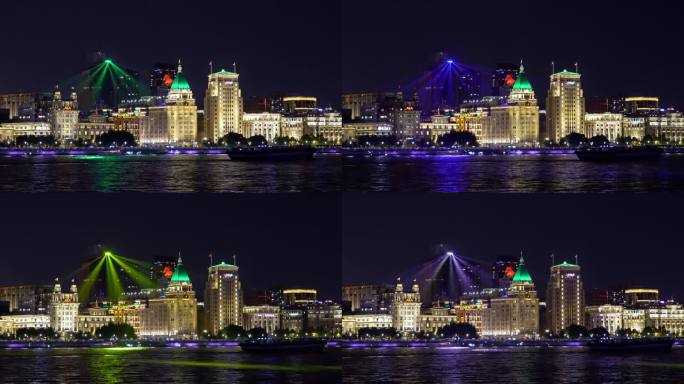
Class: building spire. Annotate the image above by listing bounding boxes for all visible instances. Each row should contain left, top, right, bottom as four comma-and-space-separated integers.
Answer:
519, 59, 525, 74
177, 58, 183, 73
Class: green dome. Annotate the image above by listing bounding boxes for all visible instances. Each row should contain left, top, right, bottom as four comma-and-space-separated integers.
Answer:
512, 257, 533, 282
512, 71, 532, 90
171, 256, 191, 283
171, 71, 190, 90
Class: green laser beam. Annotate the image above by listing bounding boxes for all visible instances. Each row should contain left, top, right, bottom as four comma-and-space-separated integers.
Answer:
110, 255, 157, 289
79, 256, 107, 304
105, 254, 124, 302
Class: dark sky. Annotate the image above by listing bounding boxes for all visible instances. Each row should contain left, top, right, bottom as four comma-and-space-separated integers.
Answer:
342, 0, 684, 108
0, 1, 340, 107
0, 194, 341, 301
343, 194, 684, 301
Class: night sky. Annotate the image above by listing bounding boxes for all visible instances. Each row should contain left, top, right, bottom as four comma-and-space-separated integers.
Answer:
0, 194, 341, 301
342, 194, 684, 301
0, 1, 340, 107
342, 0, 684, 108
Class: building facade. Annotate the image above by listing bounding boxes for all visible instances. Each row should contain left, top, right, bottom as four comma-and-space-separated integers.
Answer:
146, 61, 197, 145
546, 261, 585, 335
49, 278, 79, 334
242, 112, 281, 142
546, 70, 585, 143
243, 305, 280, 335
585, 113, 623, 142
204, 69, 243, 142
204, 261, 243, 335
391, 278, 422, 333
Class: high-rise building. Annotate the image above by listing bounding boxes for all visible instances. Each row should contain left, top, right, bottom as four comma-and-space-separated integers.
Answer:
546, 260, 585, 335
146, 61, 197, 145
624, 288, 659, 307
282, 97, 317, 115
491, 255, 520, 289
204, 260, 243, 335
0, 285, 52, 314
49, 278, 79, 333
482, 62, 539, 145
624, 97, 659, 115
49, 85, 79, 141
546, 69, 585, 143
204, 69, 243, 142
282, 289, 317, 306
481, 256, 539, 337
139, 256, 197, 338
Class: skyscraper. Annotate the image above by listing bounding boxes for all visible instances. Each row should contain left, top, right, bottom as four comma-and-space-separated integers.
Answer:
204, 69, 243, 142
491, 63, 519, 97
546, 259, 585, 335
146, 61, 198, 145
546, 69, 585, 143
204, 260, 243, 335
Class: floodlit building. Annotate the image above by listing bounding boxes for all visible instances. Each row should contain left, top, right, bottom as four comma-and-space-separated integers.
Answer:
204, 260, 243, 335
546, 260, 585, 335
282, 96, 317, 115
624, 288, 659, 306
622, 115, 646, 140
481, 256, 540, 337
146, 61, 198, 145
418, 115, 459, 143
140, 256, 197, 338
49, 85, 79, 140
585, 305, 623, 335
282, 289, 317, 306
546, 69, 585, 143
585, 113, 623, 142
482, 63, 539, 146
0, 285, 52, 313
624, 97, 659, 115
242, 112, 281, 142
391, 278, 422, 333
0, 121, 51, 139
342, 313, 393, 336
303, 111, 343, 143
280, 116, 304, 140
243, 305, 280, 334
49, 278, 80, 334
76, 307, 115, 335
204, 69, 243, 142
305, 301, 342, 336
418, 307, 460, 335
0, 314, 50, 335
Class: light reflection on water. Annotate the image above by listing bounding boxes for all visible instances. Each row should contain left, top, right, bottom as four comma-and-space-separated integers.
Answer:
0, 347, 341, 384
343, 154, 684, 192
343, 347, 684, 383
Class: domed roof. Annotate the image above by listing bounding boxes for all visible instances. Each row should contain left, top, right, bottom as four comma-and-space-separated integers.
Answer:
170, 256, 191, 283
170, 60, 190, 90
512, 62, 532, 91
512, 256, 533, 282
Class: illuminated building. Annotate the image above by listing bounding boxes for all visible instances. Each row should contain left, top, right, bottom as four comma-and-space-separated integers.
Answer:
77, 59, 141, 113
303, 110, 343, 143
204, 69, 243, 142
147, 61, 198, 146
242, 112, 281, 142
622, 115, 646, 139
418, 115, 460, 143
110, 302, 144, 335
624, 97, 659, 115
75, 115, 115, 142
76, 307, 114, 335
341, 93, 377, 121
140, 256, 197, 338
585, 113, 623, 142
305, 301, 342, 336
112, 111, 149, 144
546, 69, 585, 143
342, 121, 394, 141
418, 307, 460, 334
283, 96, 317, 115
49, 278, 79, 334
342, 313, 393, 336
0, 314, 50, 335
546, 260, 585, 335
391, 278, 422, 333
0, 285, 52, 313
491, 255, 519, 289
482, 63, 539, 145
282, 289, 317, 306
481, 256, 539, 337
280, 307, 305, 332
586, 96, 624, 114
0, 92, 37, 120
149, 63, 177, 99
242, 305, 280, 334
0, 121, 51, 139
624, 288, 659, 307
585, 305, 623, 335
491, 63, 519, 97
646, 111, 684, 143
49, 85, 79, 140
204, 260, 243, 335
279, 116, 304, 139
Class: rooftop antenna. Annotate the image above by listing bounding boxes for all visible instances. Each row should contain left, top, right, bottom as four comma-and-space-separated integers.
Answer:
209, 252, 213, 267
233, 62, 237, 74
575, 254, 579, 265
233, 253, 237, 266
575, 62, 579, 73
550, 253, 555, 267
551, 61, 555, 75
209, 60, 213, 75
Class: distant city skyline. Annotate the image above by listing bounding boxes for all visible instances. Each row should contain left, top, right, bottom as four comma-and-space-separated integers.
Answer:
0, 194, 341, 301
342, 193, 684, 300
